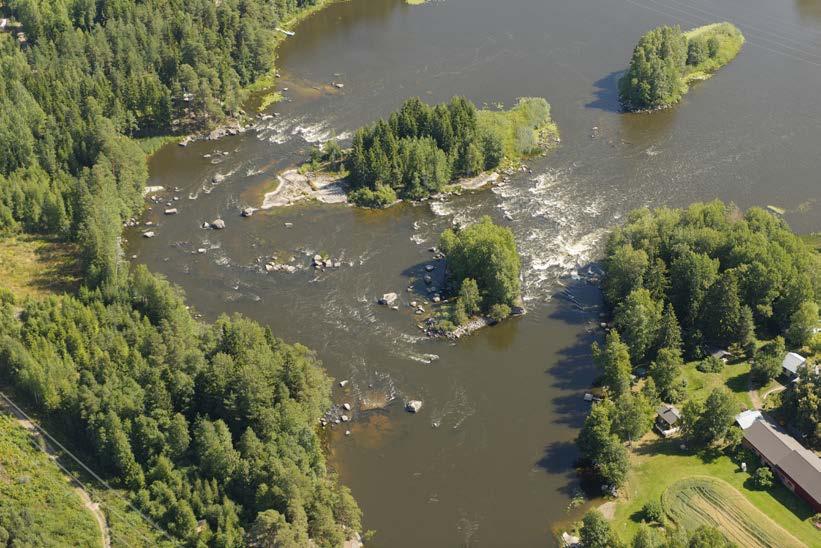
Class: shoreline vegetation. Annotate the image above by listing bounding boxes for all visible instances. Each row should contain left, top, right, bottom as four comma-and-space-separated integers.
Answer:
145, 0, 346, 156
261, 96, 559, 209
567, 201, 820, 546
619, 22, 745, 112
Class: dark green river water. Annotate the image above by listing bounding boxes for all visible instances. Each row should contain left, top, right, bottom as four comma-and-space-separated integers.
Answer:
129, 0, 821, 544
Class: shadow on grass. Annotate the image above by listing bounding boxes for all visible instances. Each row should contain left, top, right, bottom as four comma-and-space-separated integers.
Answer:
725, 371, 749, 397
742, 475, 815, 521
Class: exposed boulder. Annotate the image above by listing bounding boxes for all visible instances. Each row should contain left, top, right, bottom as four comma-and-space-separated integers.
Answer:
241, 207, 254, 217
405, 400, 423, 413
378, 292, 398, 306
211, 219, 226, 230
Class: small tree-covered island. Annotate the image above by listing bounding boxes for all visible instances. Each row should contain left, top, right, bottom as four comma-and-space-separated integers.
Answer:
269, 96, 559, 208
619, 23, 745, 112
429, 216, 524, 335
570, 201, 821, 546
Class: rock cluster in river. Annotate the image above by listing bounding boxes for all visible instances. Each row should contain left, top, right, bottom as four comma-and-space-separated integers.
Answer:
313, 255, 344, 269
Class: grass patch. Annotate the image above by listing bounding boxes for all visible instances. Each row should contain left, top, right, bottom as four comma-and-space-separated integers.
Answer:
681, 359, 753, 409
662, 476, 803, 547
136, 135, 182, 157
477, 97, 559, 167
0, 235, 81, 298
0, 415, 101, 547
682, 22, 745, 85
610, 436, 818, 545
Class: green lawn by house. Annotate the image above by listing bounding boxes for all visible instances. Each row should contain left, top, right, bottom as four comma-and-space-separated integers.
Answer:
607, 354, 819, 545
680, 358, 753, 410
610, 436, 818, 545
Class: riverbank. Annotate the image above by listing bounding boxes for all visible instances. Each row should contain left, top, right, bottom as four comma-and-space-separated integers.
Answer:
245, 0, 349, 112
138, 0, 346, 156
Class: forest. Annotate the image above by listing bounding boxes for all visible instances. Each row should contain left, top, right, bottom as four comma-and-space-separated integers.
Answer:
0, 0, 324, 286
0, 1, 363, 546
618, 23, 744, 111
341, 96, 555, 207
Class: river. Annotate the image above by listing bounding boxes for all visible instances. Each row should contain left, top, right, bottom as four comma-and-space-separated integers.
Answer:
128, 0, 821, 545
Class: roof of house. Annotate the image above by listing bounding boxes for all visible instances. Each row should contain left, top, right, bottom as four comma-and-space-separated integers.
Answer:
735, 409, 763, 430
782, 352, 807, 375
743, 419, 821, 504
656, 404, 681, 426
711, 348, 732, 359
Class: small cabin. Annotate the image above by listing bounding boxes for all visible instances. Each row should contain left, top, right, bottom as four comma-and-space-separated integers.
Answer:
782, 352, 807, 379
711, 348, 732, 362
655, 404, 681, 437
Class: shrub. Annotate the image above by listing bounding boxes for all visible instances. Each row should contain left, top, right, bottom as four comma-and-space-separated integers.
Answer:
348, 185, 397, 208
707, 36, 720, 58
752, 466, 774, 489
696, 355, 724, 373
489, 303, 511, 323
687, 39, 709, 66
642, 499, 664, 523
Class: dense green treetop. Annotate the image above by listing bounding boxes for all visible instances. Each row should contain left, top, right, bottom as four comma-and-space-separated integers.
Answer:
440, 216, 522, 313
0, 266, 361, 546
619, 25, 687, 110
618, 23, 744, 111
342, 96, 554, 207
602, 201, 820, 361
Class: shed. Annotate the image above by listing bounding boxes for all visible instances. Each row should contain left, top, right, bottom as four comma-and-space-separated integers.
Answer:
711, 348, 732, 361
735, 409, 762, 430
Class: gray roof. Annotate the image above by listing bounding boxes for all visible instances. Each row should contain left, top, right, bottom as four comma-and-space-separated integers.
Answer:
656, 404, 681, 426
782, 352, 807, 375
743, 419, 821, 504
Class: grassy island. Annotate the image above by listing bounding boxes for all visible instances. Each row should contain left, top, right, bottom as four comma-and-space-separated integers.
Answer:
619, 23, 745, 111
570, 202, 820, 546
301, 96, 558, 208
428, 216, 523, 335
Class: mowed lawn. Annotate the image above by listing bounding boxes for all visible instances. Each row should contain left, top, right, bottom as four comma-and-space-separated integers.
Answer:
663, 476, 803, 547
680, 359, 754, 410
609, 435, 819, 546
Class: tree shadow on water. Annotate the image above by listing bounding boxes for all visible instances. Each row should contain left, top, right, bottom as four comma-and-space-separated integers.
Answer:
586, 71, 624, 113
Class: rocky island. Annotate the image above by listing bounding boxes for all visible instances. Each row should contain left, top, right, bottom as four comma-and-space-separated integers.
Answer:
262, 96, 558, 209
